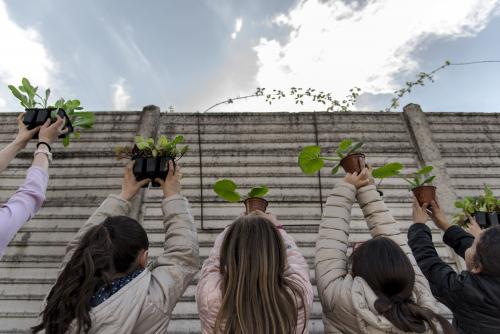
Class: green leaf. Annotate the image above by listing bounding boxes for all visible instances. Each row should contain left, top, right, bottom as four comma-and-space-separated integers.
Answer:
346, 142, 363, 155
338, 139, 352, 152
416, 165, 433, 175
331, 163, 341, 175
157, 135, 169, 148
71, 112, 95, 128
8, 85, 31, 108
372, 162, 404, 179
171, 135, 184, 146
422, 176, 435, 185
44, 89, 51, 108
298, 146, 324, 175
248, 186, 268, 198
214, 179, 241, 203
62, 135, 70, 147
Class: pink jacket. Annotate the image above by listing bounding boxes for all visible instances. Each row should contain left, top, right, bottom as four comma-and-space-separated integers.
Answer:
196, 226, 313, 334
0, 166, 48, 259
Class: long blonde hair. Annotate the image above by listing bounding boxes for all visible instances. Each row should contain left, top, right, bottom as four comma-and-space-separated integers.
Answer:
214, 214, 308, 334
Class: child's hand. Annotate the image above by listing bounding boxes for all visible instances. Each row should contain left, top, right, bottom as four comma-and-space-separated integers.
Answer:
428, 200, 452, 231
343, 168, 370, 189
412, 199, 429, 224
156, 161, 182, 198
466, 214, 482, 238
13, 113, 41, 149
38, 116, 68, 145
120, 161, 150, 201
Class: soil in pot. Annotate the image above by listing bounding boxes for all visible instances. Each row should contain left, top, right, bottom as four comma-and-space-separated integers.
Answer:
340, 153, 366, 174
412, 185, 436, 207
24, 108, 73, 139
244, 197, 269, 214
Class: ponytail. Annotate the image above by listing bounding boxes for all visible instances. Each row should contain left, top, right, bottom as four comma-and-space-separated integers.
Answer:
32, 225, 113, 333
375, 294, 455, 334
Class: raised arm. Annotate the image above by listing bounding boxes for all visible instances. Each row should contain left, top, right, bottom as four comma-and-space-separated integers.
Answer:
315, 172, 368, 312
0, 115, 66, 258
60, 162, 149, 269
148, 162, 200, 315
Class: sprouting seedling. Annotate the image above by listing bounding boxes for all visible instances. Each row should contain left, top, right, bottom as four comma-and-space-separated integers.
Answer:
298, 139, 363, 175
7, 77, 95, 147
398, 166, 435, 190
213, 179, 268, 203
372, 162, 404, 187
115, 135, 189, 160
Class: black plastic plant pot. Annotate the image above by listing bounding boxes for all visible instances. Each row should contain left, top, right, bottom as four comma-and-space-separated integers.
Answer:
23, 108, 74, 139
488, 212, 499, 227
474, 211, 489, 229
133, 156, 175, 188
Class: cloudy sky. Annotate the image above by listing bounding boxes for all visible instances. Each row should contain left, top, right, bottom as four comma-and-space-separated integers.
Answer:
0, 0, 499, 113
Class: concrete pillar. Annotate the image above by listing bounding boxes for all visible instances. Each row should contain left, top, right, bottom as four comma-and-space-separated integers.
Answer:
129, 105, 161, 221
403, 103, 464, 270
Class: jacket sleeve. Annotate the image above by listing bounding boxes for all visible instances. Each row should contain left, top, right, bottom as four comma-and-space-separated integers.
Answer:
356, 185, 437, 303
59, 194, 132, 270
0, 166, 48, 258
148, 194, 200, 315
315, 181, 357, 312
196, 227, 228, 333
443, 225, 474, 259
280, 229, 314, 327
407, 223, 462, 307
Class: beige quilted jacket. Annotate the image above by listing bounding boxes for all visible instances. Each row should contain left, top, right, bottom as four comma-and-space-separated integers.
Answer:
44, 194, 199, 334
315, 182, 443, 334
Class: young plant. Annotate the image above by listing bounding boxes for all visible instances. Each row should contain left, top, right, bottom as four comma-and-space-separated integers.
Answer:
372, 162, 405, 187
298, 139, 363, 175
453, 186, 500, 226
115, 135, 189, 160
399, 166, 435, 190
8, 77, 95, 147
213, 179, 268, 203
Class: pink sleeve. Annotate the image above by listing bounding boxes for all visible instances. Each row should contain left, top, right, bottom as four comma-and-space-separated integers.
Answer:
196, 227, 228, 333
280, 229, 314, 330
0, 166, 48, 258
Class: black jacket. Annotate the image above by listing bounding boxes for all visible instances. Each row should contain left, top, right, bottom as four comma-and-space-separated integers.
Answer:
408, 224, 500, 334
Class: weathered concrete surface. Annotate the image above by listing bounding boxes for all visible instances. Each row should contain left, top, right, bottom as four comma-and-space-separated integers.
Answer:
1, 106, 499, 333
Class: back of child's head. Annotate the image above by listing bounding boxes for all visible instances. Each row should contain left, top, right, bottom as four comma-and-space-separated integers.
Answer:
476, 225, 500, 276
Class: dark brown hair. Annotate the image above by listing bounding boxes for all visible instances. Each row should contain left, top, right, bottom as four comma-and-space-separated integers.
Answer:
351, 237, 455, 334
475, 225, 500, 276
214, 214, 308, 334
32, 216, 149, 334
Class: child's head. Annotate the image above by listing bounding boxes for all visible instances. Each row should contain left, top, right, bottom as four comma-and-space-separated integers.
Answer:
465, 225, 500, 275
33, 216, 149, 334
351, 237, 454, 334
215, 212, 307, 334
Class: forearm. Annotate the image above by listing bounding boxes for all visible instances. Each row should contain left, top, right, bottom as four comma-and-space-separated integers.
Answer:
0, 142, 23, 172
443, 225, 474, 258
32, 149, 49, 172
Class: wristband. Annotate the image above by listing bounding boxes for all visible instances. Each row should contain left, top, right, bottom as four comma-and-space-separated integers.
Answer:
34, 147, 53, 162
37, 141, 52, 152
276, 224, 284, 230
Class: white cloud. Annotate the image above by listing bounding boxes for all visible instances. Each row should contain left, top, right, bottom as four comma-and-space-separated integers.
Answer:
0, 97, 6, 108
231, 17, 243, 39
112, 78, 131, 110
0, 0, 56, 110
249, 0, 500, 111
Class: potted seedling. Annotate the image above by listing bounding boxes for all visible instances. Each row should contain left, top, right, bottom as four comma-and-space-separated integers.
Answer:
8, 77, 95, 146
298, 139, 365, 176
453, 186, 500, 228
115, 135, 188, 188
214, 179, 269, 214
396, 166, 436, 206
371, 162, 404, 197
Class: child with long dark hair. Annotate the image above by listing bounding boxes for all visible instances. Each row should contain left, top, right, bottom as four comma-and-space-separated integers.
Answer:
315, 168, 455, 334
196, 210, 313, 334
409, 199, 500, 333
32, 161, 199, 333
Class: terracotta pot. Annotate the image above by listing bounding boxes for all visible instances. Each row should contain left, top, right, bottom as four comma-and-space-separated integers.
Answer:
244, 197, 269, 214
23, 108, 73, 139
411, 185, 436, 206
340, 153, 366, 174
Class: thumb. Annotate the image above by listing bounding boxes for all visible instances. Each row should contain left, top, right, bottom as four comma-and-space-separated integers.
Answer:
28, 125, 42, 134
138, 179, 151, 187
155, 178, 165, 186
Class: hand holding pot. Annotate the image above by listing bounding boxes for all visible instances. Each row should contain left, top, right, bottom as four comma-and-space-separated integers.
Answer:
38, 116, 68, 145
466, 214, 482, 238
412, 199, 429, 224
13, 113, 41, 149
254, 210, 280, 226
343, 168, 371, 189
156, 161, 181, 198
120, 161, 151, 201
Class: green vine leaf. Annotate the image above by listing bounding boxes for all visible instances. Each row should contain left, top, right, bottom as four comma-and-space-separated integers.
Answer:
214, 179, 241, 203
298, 145, 324, 175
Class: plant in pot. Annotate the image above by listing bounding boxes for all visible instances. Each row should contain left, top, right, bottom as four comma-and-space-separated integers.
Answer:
453, 185, 500, 229
298, 140, 403, 196
397, 166, 436, 206
8, 77, 95, 146
213, 179, 269, 214
115, 135, 188, 188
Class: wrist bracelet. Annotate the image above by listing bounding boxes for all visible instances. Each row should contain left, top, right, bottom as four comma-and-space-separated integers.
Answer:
34, 148, 53, 162
37, 141, 52, 152
276, 224, 284, 230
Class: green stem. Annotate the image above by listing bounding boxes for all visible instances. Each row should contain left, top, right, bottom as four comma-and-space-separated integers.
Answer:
321, 156, 341, 161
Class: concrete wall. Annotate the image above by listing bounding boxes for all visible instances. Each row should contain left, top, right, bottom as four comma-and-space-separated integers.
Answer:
1, 105, 499, 333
